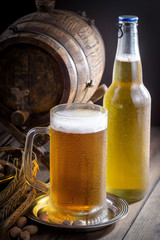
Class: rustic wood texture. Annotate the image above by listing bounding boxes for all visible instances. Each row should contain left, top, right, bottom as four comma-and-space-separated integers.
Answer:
124, 181, 160, 240
90, 84, 108, 103
0, 110, 50, 169
7, 127, 158, 240
36, 0, 56, 12
0, 3, 105, 128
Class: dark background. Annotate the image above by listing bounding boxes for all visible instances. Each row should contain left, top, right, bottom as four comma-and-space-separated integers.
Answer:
0, 0, 160, 126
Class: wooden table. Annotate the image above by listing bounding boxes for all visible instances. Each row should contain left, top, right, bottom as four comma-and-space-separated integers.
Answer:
1, 127, 160, 240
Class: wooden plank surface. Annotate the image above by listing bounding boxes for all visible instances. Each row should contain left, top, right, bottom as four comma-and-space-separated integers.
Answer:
124, 180, 160, 240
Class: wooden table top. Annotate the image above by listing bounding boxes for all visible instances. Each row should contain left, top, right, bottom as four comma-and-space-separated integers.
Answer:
0, 127, 160, 240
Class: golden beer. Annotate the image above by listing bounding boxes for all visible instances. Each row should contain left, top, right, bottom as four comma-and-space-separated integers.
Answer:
48, 105, 108, 224
103, 59, 151, 202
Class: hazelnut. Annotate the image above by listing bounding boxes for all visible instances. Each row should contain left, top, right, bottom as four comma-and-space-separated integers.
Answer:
72, 220, 85, 226
9, 226, 22, 238
39, 212, 49, 221
62, 220, 72, 225
23, 225, 38, 235
16, 216, 27, 228
18, 230, 30, 240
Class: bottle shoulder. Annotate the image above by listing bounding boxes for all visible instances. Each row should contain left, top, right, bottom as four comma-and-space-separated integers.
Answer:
103, 82, 151, 108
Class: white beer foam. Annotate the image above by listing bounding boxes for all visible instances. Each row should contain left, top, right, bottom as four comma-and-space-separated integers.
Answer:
116, 54, 140, 62
51, 109, 107, 134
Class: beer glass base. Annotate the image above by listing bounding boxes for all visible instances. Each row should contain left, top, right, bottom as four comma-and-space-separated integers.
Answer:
47, 201, 108, 225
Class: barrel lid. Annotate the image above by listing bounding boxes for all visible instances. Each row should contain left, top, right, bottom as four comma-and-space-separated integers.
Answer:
119, 15, 139, 22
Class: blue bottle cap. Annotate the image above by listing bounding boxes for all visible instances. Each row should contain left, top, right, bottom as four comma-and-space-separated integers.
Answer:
119, 15, 139, 22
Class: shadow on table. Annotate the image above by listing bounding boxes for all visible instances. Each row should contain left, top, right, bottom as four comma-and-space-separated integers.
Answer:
31, 222, 116, 240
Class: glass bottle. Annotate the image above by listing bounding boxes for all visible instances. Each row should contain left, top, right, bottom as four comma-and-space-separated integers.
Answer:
103, 15, 151, 203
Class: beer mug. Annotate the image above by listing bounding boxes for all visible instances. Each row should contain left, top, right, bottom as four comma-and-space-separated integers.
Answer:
24, 103, 108, 225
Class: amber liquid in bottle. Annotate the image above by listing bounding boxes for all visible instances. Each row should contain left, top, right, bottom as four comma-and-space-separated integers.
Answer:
103, 16, 151, 203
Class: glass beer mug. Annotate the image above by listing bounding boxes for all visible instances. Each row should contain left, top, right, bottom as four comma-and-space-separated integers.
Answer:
24, 103, 108, 225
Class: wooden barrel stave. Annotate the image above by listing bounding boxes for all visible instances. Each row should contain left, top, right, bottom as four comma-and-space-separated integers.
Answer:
0, 33, 77, 113
0, 7, 105, 127
9, 10, 105, 102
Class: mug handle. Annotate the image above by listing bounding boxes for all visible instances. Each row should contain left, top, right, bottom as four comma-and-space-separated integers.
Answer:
24, 127, 49, 193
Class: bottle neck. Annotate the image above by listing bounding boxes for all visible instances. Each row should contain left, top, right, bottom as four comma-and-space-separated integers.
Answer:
116, 22, 140, 61
113, 21, 142, 85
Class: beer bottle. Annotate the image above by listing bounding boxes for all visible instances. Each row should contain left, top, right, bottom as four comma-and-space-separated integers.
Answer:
103, 15, 151, 203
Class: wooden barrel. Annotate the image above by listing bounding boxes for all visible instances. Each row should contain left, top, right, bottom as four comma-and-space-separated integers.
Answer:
0, 0, 105, 127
